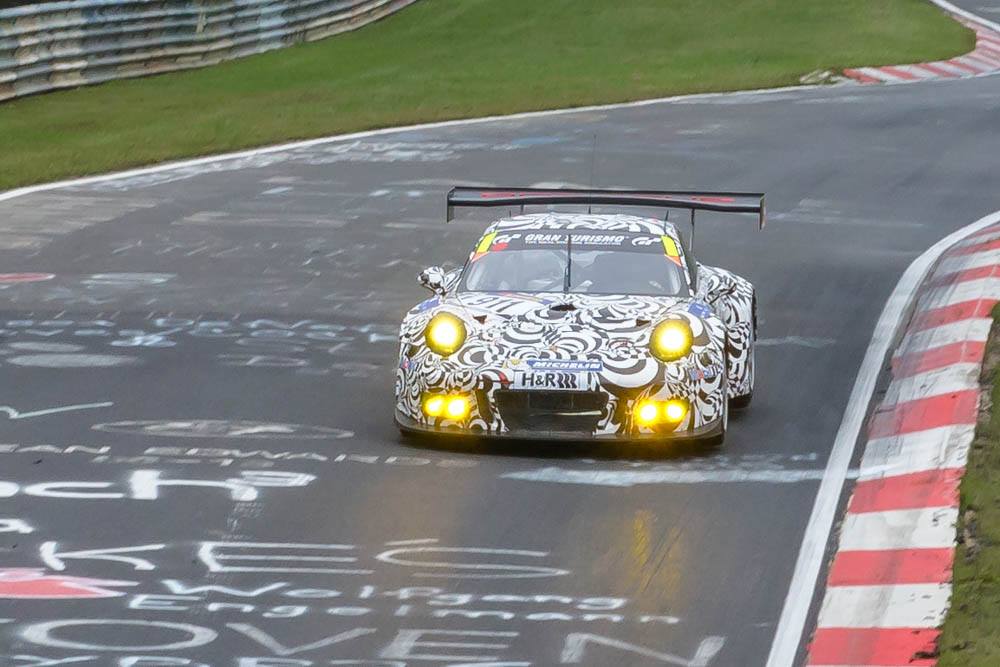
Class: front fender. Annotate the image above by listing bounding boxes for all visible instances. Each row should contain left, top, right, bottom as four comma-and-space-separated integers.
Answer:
697, 265, 756, 397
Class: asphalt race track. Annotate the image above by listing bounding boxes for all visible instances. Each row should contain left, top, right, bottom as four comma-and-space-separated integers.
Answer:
2, 18, 1000, 667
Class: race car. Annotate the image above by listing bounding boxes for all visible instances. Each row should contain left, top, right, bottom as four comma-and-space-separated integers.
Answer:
395, 187, 764, 443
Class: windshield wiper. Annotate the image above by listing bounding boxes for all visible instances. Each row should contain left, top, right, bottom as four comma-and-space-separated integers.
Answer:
563, 234, 572, 292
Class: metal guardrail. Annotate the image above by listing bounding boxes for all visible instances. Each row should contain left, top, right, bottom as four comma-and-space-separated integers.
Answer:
0, 0, 419, 102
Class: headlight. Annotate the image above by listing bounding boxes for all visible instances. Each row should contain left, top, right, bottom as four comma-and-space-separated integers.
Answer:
650, 319, 692, 362
425, 312, 467, 357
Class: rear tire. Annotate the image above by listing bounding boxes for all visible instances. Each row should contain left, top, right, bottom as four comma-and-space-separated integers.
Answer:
730, 392, 752, 409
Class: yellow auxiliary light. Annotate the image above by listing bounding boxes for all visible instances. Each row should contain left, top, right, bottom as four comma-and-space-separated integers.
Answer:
422, 393, 472, 421
445, 395, 471, 420
635, 400, 661, 427
425, 312, 467, 357
422, 394, 446, 418
663, 399, 688, 422
650, 319, 692, 362
634, 398, 689, 428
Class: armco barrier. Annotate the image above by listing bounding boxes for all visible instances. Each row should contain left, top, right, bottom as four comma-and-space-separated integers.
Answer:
0, 0, 419, 102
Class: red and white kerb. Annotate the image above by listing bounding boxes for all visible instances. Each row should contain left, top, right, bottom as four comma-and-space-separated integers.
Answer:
845, 17, 1000, 85
806, 221, 1000, 666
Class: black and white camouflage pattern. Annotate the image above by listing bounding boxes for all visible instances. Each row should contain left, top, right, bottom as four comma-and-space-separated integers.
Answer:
396, 213, 756, 438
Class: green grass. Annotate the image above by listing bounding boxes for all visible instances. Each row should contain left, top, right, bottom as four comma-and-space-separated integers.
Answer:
938, 305, 1000, 665
0, 0, 973, 190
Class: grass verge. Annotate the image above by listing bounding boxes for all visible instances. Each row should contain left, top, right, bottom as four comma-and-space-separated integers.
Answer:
938, 303, 1000, 665
0, 0, 973, 190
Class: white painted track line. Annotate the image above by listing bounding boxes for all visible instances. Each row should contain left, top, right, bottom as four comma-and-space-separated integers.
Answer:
929, 0, 1000, 32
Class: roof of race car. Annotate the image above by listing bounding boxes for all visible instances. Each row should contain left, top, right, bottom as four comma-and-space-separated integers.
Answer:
484, 213, 678, 236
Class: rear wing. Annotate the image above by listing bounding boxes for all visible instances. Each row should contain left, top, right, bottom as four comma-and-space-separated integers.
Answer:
446, 186, 766, 230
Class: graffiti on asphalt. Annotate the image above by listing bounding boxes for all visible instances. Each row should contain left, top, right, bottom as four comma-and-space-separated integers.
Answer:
0, 570, 135, 599
75, 139, 530, 192
0, 402, 113, 421
0, 443, 477, 470
0, 470, 314, 502
26, 539, 567, 579
1, 535, 728, 665
0, 518, 34, 534
0, 315, 396, 373
5, 622, 725, 666
92, 421, 352, 439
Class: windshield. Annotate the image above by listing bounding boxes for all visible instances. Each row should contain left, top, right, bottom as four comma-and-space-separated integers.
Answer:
460, 231, 690, 296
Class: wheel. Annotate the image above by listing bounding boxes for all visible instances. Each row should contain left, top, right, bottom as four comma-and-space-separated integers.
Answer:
730, 392, 752, 409
702, 358, 729, 446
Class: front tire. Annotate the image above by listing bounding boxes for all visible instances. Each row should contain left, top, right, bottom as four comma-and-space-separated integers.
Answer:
704, 363, 729, 447
729, 339, 754, 410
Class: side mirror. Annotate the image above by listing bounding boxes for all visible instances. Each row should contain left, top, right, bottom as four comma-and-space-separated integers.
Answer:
418, 266, 448, 295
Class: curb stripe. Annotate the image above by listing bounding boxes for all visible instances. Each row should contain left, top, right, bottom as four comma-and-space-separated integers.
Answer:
912, 62, 961, 78
926, 264, 1000, 287
816, 583, 951, 628
895, 318, 992, 359
934, 248, 1000, 274
875, 66, 921, 81
848, 468, 963, 514
917, 278, 1000, 312
838, 508, 959, 551
828, 549, 954, 586
965, 51, 1000, 66
945, 57, 986, 73
892, 341, 986, 377
860, 425, 976, 480
868, 390, 979, 439
808, 627, 940, 665
843, 68, 886, 84
910, 299, 997, 331
882, 363, 981, 406
949, 236, 1000, 256
965, 224, 1000, 239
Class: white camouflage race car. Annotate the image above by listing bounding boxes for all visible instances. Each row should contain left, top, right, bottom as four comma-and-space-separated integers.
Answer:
395, 187, 764, 443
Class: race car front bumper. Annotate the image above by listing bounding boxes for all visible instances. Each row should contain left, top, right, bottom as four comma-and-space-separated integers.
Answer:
394, 394, 725, 442
395, 351, 728, 442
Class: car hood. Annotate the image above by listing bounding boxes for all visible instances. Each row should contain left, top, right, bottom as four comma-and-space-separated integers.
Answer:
449, 291, 684, 331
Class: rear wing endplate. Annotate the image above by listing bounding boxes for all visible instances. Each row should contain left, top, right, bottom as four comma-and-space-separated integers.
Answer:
446, 186, 766, 229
